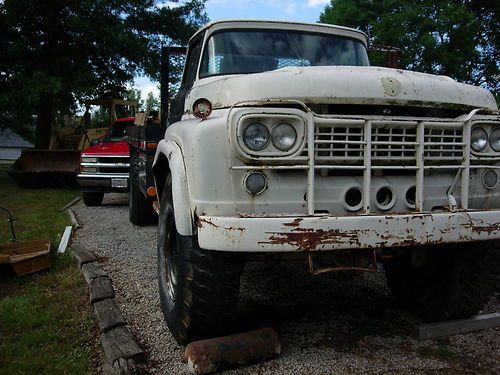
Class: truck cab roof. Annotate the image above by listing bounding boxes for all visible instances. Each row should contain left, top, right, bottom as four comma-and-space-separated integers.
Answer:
190, 19, 368, 47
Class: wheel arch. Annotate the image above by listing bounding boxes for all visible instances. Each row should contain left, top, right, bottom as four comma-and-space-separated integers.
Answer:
153, 139, 194, 235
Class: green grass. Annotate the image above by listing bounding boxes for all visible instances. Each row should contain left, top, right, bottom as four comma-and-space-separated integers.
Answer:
0, 165, 96, 375
0, 165, 78, 244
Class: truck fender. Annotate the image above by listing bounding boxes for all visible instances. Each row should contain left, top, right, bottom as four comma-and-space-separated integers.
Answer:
153, 139, 193, 236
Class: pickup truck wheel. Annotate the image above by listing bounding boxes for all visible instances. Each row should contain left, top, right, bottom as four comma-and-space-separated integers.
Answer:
82, 192, 104, 207
383, 243, 495, 321
157, 177, 243, 345
129, 153, 157, 226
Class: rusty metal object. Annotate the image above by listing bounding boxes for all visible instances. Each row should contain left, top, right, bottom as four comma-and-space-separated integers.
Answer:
184, 328, 280, 374
307, 249, 377, 275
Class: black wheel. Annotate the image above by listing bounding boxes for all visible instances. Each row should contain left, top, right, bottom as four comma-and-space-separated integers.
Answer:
157, 176, 243, 345
383, 243, 496, 322
129, 153, 157, 226
82, 192, 104, 207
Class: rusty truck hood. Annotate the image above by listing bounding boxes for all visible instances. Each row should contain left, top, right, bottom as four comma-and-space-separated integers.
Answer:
186, 66, 497, 112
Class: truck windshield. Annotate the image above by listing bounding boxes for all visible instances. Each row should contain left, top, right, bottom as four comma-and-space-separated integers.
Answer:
104, 121, 132, 142
199, 29, 369, 78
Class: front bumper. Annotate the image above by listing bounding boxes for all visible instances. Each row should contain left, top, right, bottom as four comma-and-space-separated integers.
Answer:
77, 173, 128, 192
197, 210, 500, 252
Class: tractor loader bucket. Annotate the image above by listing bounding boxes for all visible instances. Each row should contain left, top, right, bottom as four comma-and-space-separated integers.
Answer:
8, 149, 81, 188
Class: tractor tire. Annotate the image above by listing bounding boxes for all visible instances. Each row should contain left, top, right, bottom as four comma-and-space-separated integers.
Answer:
82, 192, 104, 207
128, 153, 157, 226
383, 243, 496, 322
157, 176, 243, 345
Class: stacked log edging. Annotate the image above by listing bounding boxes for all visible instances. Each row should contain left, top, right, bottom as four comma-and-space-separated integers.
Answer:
72, 246, 143, 374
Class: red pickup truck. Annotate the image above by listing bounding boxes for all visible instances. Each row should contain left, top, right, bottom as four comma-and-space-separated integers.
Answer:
77, 117, 134, 206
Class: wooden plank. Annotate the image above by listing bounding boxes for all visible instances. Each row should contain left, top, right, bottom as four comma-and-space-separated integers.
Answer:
101, 363, 121, 375
94, 299, 126, 333
102, 357, 137, 374
8, 250, 49, 263
100, 326, 143, 363
57, 226, 72, 253
60, 196, 82, 211
90, 276, 115, 304
0, 240, 50, 251
67, 208, 80, 228
113, 358, 136, 374
81, 262, 107, 285
0, 241, 51, 254
72, 245, 96, 268
10, 253, 50, 276
414, 312, 500, 340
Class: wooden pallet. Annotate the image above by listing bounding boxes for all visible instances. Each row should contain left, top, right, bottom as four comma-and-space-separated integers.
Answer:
0, 240, 51, 276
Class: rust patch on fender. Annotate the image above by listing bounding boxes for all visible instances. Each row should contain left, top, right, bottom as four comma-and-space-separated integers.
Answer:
465, 222, 500, 235
283, 218, 303, 227
197, 217, 245, 233
260, 227, 361, 251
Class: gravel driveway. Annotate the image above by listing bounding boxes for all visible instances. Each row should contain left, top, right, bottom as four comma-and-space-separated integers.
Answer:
73, 194, 500, 375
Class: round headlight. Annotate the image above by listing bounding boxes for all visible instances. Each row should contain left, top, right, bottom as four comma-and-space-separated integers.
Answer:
471, 127, 488, 152
272, 123, 297, 151
243, 122, 269, 151
489, 128, 500, 152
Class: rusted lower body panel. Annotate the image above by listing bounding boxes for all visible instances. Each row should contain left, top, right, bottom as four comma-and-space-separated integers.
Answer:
197, 211, 500, 252
184, 328, 280, 374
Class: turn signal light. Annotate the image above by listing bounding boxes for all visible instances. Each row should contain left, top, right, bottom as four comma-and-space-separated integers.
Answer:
193, 98, 212, 119
147, 186, 157, 197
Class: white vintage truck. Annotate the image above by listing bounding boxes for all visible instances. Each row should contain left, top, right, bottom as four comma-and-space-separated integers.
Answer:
144, 20, 500, 344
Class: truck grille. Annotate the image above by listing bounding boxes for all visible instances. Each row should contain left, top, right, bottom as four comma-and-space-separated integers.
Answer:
313, 122, 463, 165
230, 106, 499, 215
81, 155, 129, 175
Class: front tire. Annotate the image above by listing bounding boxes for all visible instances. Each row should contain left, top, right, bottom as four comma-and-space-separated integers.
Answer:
383, 243, 496, 321
82, 192, 104, 207
129, 153, 157, 226
157, 176, 243, 345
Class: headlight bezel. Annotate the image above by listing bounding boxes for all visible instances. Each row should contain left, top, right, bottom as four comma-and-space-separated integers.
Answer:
234, 110, 306, 158
470, 122, 500, 156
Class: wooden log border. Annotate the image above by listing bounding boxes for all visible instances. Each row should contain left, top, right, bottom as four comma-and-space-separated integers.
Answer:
71, 246, 143, 374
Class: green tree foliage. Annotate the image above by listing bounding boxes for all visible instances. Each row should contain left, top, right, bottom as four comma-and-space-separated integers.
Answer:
0, 0, 207, 148
126, 88, 144, 110
145, 91, 160, 111
320, 0, 499, 96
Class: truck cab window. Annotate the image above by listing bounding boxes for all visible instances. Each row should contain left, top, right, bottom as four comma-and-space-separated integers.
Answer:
199, 29, 369, 78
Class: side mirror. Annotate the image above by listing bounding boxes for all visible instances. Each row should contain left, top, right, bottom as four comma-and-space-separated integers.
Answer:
90, 138, 101, 146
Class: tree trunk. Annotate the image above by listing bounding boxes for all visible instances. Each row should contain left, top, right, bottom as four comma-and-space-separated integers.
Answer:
34, 93, 54, 149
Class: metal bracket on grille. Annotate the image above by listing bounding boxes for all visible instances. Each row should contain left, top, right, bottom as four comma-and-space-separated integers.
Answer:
446, 168, 462, 211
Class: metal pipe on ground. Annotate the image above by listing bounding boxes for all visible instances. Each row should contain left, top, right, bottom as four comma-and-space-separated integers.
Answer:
184, 328, 281, 374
